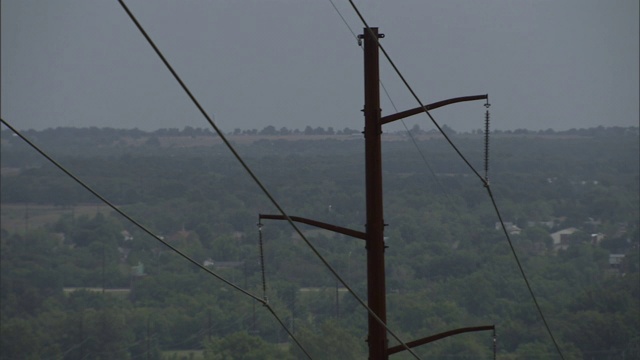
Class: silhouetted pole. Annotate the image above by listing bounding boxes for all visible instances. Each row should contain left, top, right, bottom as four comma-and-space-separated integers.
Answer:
258, 26, 490, 357
361, 26, 387, 360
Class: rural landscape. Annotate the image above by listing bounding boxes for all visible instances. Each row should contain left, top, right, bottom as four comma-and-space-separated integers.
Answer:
1, 125, 638, 359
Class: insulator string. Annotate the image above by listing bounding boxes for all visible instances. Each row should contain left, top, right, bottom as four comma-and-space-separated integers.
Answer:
257, 221, 267, 302
484, 101, 491, 184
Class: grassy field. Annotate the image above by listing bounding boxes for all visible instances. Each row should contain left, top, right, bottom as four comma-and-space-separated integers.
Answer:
0, 203, 113, 234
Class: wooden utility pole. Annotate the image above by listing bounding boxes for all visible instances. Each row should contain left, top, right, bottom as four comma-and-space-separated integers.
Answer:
260, 26, 492, 360
361, 27, 388, 360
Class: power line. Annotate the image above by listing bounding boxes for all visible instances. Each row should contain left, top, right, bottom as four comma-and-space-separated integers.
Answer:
326, 0, 476, 247
379, 80, 470, 225
327, 3, 498, 358
325, 0, 461, 212
1, 117, 310, 358
115, 1, 419, 358
487, 186, 566, 359
343, 1, 566, 359
346, 0, 486, 186
327, 0, 357, 40
0, 118, 259, 302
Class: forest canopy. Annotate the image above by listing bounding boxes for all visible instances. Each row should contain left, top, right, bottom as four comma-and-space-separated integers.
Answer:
1, 126, 638, 359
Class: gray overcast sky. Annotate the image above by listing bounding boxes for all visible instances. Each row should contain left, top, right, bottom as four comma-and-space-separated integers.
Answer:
2, 1, 638, 133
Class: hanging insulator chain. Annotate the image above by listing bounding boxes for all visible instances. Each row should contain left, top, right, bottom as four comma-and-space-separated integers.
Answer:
484, 101, 491, 185
257, 220, 268, 303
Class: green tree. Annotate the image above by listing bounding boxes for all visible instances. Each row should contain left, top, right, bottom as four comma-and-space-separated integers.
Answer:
203, 331, 292, 360
290, 320, 366, 360
0, 318, 46, 360
260, 125, 277, 136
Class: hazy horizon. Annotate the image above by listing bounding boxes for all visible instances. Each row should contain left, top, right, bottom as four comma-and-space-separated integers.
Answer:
4, 123, 637, 135
2, 1, 638, 133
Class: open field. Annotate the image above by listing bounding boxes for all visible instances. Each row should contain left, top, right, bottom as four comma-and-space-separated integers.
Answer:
0, 203, 113, 234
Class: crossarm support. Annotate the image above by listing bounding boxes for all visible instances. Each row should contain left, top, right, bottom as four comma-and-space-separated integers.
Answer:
386, 325, 495, 355
258, 214, 366, 240
381, 95, 488, 125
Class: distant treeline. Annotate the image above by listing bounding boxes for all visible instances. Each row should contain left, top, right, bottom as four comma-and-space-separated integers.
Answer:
3, 124, 638, 139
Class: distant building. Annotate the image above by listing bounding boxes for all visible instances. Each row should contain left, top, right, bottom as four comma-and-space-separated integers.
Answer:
550, 227, 579, 251
590, 233, 605, 245
213, 261, 244, 270
496, 222, 522, 235
203, 258, 215, 267
129, 262, 147, 289
203, 259, 244, 270
609, 254, 625, 270
121, 230, 134, 242
131, 262, 145, 277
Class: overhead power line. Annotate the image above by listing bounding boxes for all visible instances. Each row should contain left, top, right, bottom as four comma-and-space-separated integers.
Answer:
115, 0, 417, 358
0, 118, 258, 302
487, 186, 566, 359
326, 0, 477, 239
343, 1, 566, 359
346, 0, 486, 185
0, 117, 311, 360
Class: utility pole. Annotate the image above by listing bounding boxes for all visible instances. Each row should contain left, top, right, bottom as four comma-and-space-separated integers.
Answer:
361, 27, 388, 360
260, 26, 493, 360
